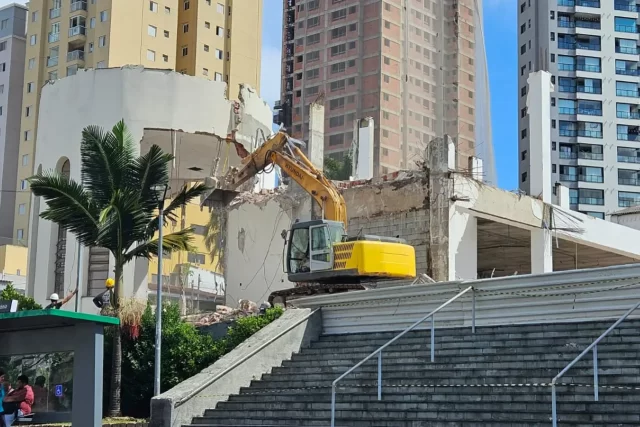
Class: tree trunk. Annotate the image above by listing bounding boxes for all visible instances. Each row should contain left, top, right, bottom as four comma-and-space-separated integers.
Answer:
108, 263, 123, 416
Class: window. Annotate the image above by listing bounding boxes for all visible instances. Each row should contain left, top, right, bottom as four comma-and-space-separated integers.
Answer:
164, 30, 169, 38
521, 150, 527, 161
17, 229, 23, 240
521, 128, 527, 139
329, 97, 344, 110
162, 54, 169, 62
28, 58, 35, 69
184, 0, 190, 10
24, 130, 32, 141
329, 134, 344, 146
25, 106, 31, 117
99, 36, 106, 47
183, 23, 189, 33
0, 42, 5, 52
521, 172, 527, 182
330, 79, 345, 91
150, 1, 158, 12
329, 116, 345, 128
148, 25, 157, 37
384, 38, 390, 47
202, 44, 209, 52
520, 23, 526, 34
214, 72, 222, 81
48, 70, 58, 79
89, 42, 94, 52
216, 26, 224, 36
306, 50, 319, 62
100, 10, 108, 22
217, 3, 224, 13
203, 68, 208, 76
330, 44, 346, 56
90, 17, 96, 28
32, 11, 38, 22
30, 35, 37, 46
187, 253, 206, 264
306, 68, 319, 79
215, 48, 222, 59
521, 86, 527, 97
332, 26, 346, 39
307, 33, 320, 45
205, 21, 210, 29
182, 46, 188, 56
165, 6, 171, 13
27, 82, 33, 93
384, 20, 391, 29
0, 19, 7, 29
147, 50, 155, 61
307, 17, 319, 27
18, 204, 26, 215
96, 61, 105, 69
520, 44, 526, 54
307, 0, 319, 10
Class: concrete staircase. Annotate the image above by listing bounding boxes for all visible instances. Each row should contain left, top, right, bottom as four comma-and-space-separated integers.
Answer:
185, 319, 640, 426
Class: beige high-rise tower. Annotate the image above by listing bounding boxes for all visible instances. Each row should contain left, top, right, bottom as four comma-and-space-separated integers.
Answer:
13, 0, 262, 243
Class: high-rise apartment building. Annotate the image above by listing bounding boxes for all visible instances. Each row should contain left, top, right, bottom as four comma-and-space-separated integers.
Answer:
276, 0, 494, 179
13, 0, 262, 243
0, 3, 27, 243
518, 0, 640, 218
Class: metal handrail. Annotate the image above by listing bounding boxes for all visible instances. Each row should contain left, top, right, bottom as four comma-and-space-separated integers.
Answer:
551, 300, 640, 427
173, 308, 320, 407
330, 286, 475, 427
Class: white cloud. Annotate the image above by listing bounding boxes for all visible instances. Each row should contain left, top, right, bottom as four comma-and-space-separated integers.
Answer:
259, 45, 282, 110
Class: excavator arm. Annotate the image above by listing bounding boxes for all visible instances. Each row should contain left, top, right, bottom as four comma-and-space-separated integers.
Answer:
209, 131, 348, 226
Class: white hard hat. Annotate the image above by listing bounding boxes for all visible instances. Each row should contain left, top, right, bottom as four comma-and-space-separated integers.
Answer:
49, 293, 59, 301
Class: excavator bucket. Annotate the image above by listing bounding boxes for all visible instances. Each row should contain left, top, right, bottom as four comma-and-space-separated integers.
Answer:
200, 177, 240, 208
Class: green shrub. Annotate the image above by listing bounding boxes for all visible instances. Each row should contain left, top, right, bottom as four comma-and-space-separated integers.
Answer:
104, 303, 283, 418
0, 284, 42, 311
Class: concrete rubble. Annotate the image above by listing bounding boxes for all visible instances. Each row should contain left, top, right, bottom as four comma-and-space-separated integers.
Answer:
184, 299, 270, 327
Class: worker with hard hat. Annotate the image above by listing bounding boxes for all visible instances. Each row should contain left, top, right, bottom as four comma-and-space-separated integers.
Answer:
44, 289, 78, 310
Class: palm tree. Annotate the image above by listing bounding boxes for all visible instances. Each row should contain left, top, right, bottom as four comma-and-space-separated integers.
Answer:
28, 120, 208, 416
204, 209, 224, 272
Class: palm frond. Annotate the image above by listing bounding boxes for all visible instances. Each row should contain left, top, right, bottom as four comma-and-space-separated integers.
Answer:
124, 228, 195, 263
143, 183, 210, 238
28, 172, 100, 246
95, 189, 150, 253
204, 211, 223, 263
128, 144, 173, 214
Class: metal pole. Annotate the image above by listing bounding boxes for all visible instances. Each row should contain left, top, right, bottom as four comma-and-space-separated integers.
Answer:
154, 205, 164, 397
430, 315, 435, 363
330, 385, 336, 427
377, 351, 382, 401
551, 384, 557, 427
593, 345, 599, 401
471, 288, 476, 334
197, 274, 201, 313
74, 241, 82, 312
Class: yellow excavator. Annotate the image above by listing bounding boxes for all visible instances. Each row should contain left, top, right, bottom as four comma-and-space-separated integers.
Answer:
205, 131, 416, 306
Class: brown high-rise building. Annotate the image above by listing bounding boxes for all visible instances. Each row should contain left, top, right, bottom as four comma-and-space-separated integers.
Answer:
276, 0, 494, 181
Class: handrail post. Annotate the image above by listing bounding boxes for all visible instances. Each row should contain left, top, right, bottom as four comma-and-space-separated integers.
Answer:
430, 315, 435, 363
472, 288, 476, 334
551, 384, 558, 427
593, 345, 599, 401
377, 351, 382, 401
331, 384, 336, 427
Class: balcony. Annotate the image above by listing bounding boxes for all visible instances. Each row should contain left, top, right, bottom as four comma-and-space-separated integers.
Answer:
616, 46, 640, 55
577, 86, 602, 94
578, 152, 604, 160
616, 68, 640, 76
68, 26, 86, 47
560, 151, 578, 159
70, 1, 87, 12
560, 174, 578, 181
576, 42, 600, 51
618, 133, 640, 141
49, 8, 61, 19
615, 1, 640, 11
577, 64, 601, 72
558, 63, 576, 71
560, 129, 578, 137
578, 108, 602, 116
48, 32, 59, 43
579, 174, 604, 183
615, 24, 638, 33
618, 155, 640, 163
558, 41, 576, 50
559, 85, 578, 93
617, 111, 640, 119
67, 50, 85, 62
619, 178, 640, 186
560, 107, 576, 115
558, 0, 601, 6
577, 129, 602, 138
579, 197, 604, 205
576, 21, 601, 30
46, 56, 58, 67
617, 89, 640, 97
619, 199, 640, 207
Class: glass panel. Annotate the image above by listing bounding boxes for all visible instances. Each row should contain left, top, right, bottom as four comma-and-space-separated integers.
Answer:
288, 228, 309, 273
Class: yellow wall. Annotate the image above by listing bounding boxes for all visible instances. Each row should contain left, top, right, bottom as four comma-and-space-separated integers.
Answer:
147, 201, 221, 283
0, 245, 28, 275
14, 0, 262, 246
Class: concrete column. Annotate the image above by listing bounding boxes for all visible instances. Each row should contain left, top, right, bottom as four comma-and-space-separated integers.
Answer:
526, 71, 554, 203
556, 183, 570, 209
352, 117, 374, 180
72, 323, 104, 427
531, 229, 553, 274
307, 101, 324, 220
448, 208, 477, 280
427, 136, 451, 282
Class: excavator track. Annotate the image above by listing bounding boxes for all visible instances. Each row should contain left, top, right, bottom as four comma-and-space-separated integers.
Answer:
268, 283, 367, 307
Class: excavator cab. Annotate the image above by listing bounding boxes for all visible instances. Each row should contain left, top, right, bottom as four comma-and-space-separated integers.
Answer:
286, 220, 345, 281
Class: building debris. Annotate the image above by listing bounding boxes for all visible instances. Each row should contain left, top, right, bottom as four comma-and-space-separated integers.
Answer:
185, 299, 267, 327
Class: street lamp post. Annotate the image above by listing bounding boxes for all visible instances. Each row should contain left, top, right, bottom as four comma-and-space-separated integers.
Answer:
151, 183, 169, 397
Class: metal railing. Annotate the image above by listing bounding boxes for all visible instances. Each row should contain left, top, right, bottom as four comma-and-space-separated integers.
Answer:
330, 286, 475, 427
551, 300, 640, 427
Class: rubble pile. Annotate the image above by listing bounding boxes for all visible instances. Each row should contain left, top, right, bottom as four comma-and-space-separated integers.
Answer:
185, 299, 271, 327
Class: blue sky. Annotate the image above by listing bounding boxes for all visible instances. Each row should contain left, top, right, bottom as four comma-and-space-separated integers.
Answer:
259, 0, 519, 190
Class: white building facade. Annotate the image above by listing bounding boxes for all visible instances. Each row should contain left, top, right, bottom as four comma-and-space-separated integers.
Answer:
518, 0, 640, 218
